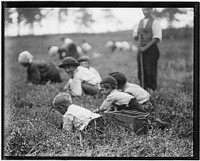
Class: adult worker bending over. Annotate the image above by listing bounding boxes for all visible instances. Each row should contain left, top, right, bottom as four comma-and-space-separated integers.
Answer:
133, 8, 162, 91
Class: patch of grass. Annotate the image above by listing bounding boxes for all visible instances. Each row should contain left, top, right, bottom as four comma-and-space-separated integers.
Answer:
4, 32, 194, 157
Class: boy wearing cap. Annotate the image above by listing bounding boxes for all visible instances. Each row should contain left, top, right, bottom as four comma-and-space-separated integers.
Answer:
52, 92, 104, 137
18, 51, 62, 84
109, 72, 153, 112
59, 57, 100, 96
78, 56, 102, 89
93, 76, 145, 113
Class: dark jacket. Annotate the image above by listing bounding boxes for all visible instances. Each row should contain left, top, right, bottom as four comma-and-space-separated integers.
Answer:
58, 43, 79, 60
138, 16, 155, 47
27, 61, 62, 84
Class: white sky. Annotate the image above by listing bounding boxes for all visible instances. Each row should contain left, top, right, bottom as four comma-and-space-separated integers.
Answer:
5, 8, 194, 36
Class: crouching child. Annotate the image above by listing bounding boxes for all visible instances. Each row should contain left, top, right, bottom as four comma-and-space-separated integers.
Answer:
93, 76, 146, 113
52, 92, 105, 144
59, 57, 100, 96
18, 51, 62, 84
109, 72, 153, 112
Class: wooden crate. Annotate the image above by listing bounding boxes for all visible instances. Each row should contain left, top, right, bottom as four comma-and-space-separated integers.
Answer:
105, 110, 149, 135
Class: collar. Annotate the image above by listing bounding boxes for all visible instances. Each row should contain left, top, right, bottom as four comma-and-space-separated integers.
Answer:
111, 89, 119, 94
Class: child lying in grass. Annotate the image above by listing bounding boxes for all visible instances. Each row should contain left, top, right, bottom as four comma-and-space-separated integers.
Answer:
52, 92, 104, 136
93, 76, 146, 113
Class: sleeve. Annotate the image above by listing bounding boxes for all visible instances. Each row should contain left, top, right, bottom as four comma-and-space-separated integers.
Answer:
63, 114, 74, 132
152, 19, 162, 42
90, 67, 102, 83
69, 77, 82, 96
28, 65, 41, 84
99, 94, 116, 112
124, 89, 136, 97
63, 79, 72, 90
132, 24, 139, 38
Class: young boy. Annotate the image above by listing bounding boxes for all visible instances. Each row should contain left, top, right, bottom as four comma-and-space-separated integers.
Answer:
78, 55, 102, 89
109, 72, 153, 112
109, 72, 169, 127
18, 51, 62, 84
93, 76, 146, 113
52, 92, 104, 135
59, 57, 100, 96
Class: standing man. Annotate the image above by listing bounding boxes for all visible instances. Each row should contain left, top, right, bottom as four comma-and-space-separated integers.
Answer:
133, 8, 162, 91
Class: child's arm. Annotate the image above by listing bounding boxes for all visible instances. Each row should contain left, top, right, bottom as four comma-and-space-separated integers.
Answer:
28, 65, 41, 84
69, 78, 83, 96
63, 79, 71, 90
93, 94, 115, 113
63, 114, 74, 132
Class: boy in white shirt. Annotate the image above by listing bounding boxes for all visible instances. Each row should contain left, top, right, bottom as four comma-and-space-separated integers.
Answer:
78, 55, 102, 90
52, 92, 104, 136
93, 76, 146, 113
59, 57, 100, 96
109, 72, 170, 127
109, 72, 153, 112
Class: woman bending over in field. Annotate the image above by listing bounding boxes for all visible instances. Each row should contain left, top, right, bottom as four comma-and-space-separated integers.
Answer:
18, 51, 62, 85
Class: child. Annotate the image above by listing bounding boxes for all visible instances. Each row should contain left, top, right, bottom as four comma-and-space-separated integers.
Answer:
78, 55, 102, 89
52, 92, 104, 136
109, 72, 169, 127
93, 76, 146, 113
18, 51, 62, 84
109, 72, 153, 112
80, 40, 92, 54
59, 57, 100, 96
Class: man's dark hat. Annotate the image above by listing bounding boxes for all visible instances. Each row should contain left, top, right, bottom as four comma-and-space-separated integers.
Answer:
58, 57, 79, 68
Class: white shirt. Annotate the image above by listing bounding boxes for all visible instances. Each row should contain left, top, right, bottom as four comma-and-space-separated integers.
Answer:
123, 82, 150, 104
99, 89, 134, 112
132, 18, 162, 42
89, 67, 102, 89
63, 104, 101, 131
81, 42, 92, 52
66, 66, 99, 96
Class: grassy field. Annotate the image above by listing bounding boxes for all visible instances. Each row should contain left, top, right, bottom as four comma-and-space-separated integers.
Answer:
3, 31, 194, 158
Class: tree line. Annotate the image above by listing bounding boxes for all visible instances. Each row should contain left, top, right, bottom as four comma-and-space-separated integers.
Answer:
4, 8, 192, 36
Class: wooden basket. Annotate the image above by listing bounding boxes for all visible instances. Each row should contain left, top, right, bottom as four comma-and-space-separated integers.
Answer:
105, 110, 149, 135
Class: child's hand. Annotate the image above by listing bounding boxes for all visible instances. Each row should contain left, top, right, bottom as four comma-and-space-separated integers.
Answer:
58, 122, 63, 130
26, 81, 33, 86
93, 109, 99, 113
63, 83, 69, 90
104, 110, 110, 113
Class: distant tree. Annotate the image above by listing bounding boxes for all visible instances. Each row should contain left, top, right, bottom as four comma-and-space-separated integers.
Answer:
74, 8, 95, 32
4, 8, 13, 27
153, 8, 187, 28
16, 8, 42, 36
57, 8, 68, 33
102, 9, 121, 24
